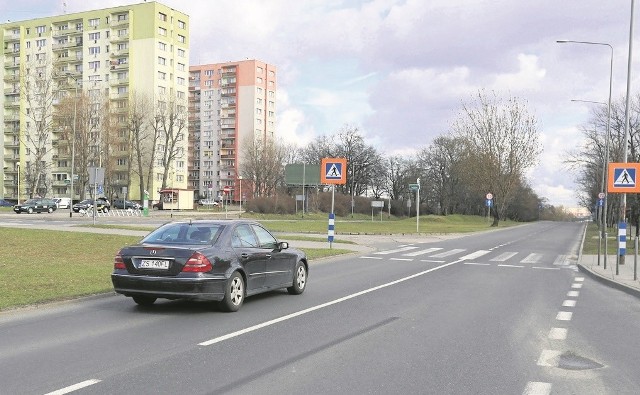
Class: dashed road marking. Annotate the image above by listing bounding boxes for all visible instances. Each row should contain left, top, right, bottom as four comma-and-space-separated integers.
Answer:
567, 290, 579, 297
575, 277, 585, 282
498, 264, 524, 268
463, 262, 491, 266
571, 283, 583, 289
374, 246, 419, 255
532, 267, 560, 270
390, 258, 413, 261
556, 311, 573, 321
460, 250, 490, 260
491, 252, 518, 261
562, 300, 577, 307
548, 327, 568, 340
430, 248, 465, 258
45, 379, 102, 395
402, 247, 442, 256
522, 253, 543, 264
523, 381, 552, 395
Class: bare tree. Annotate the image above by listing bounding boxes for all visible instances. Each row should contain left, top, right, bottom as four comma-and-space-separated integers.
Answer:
241, 136, 287, 197
452, 90, 542, 226
153, 96, 187, 188
127, 92, 155, 200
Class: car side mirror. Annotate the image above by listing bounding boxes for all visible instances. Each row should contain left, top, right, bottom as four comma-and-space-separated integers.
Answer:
278, 241, 289, 250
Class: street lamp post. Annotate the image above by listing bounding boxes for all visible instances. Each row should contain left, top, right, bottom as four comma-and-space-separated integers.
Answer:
238, 175, 243, 214
557, 40, 613, 269
69, 77, 77, 217
16, 162, 20, 205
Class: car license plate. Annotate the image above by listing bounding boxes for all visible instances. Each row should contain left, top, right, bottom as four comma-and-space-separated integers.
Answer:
140, 259, 170, 269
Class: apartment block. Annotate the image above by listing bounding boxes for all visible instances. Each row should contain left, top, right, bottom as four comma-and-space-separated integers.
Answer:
1, 1, 189, 203
189, 60, 277, 202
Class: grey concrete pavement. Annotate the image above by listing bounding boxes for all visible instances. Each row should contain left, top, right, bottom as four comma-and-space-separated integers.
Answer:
578, 254, 640, 298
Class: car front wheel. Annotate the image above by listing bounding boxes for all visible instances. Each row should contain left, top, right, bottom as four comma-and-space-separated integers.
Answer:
220, 272, 245, 312
47, 207, 53, 213
27, 207, 33, 214
287, 261, 307, 295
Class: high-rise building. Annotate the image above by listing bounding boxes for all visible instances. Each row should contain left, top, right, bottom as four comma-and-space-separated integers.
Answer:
188, 60, 277, 202
1, 1, 189, 203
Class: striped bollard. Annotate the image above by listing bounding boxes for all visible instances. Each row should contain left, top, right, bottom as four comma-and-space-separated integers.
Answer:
327, 213, 335, 249
618, 222, 626, 275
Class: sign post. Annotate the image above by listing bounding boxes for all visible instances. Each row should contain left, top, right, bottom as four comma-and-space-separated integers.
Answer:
409, 181, 420, 232
486, 193, 493, 222
321, 158, 347, 248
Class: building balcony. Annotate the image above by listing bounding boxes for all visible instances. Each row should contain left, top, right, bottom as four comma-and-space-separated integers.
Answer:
3, 113, 19, 122
220, 123, 235, 129
4, 59, 19, 68
4, 87, 19, 95
110, 19, 130, 28
3, 139, 20, 147
110, 77, 129, 86
52, 42, 75, 51
3, 31, 20, 41
109, 33, 129, 43
110, 48, 129, 57
3, 74, 20, 83
110, 92, 129, 100
3, 100, 19, 109
109, 62, 129, 71
221, 67, 237, 75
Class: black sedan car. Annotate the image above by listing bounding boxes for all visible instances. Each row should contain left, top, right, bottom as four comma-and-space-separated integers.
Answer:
13, 198, 58, 214
111, 219, 308, 312
72, 198, 110, 213
113, 199, 141, 210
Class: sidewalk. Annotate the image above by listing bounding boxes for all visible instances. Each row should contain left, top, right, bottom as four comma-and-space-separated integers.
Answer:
578, 254, 640, 298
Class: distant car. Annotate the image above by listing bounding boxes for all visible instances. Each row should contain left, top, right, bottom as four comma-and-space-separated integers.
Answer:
72, 198, 110, 213
113, 199, 141, 210
198, 199, 219, 206
53, 197, 72, 209
0, 199, 13, 207
111, 219, 308, 312
152, 201, 163, 210
13, 198, 58, 214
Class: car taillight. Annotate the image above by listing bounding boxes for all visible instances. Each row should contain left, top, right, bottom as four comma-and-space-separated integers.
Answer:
183, 252, 213, 272
114, 251, 126, 270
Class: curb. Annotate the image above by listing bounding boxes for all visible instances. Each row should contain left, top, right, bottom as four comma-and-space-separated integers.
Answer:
577, 263, 640, 299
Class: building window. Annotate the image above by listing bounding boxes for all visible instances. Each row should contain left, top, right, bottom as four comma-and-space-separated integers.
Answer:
36, 39, 46, 47
178, 20, 186, 29
88, 32, 100, 40
89, 18, 99, 27
257, 66, 263, 74
158, 41, 167, 51
158, 86, 166, 95
158, 27, 167, 36
117, 28, 128, 37
158, 56, 166, 65
89, 46, 100, 55
177, 48, 185, 57
158, 71, 166, 80
177, 34, 185, 43
177, 62, 185, 71
177, 77, 185, 85
36, 25, 46, 34
158, 12, 167, 22
256, 77, 263, 84
269, 70, 275, 77
88, 61, 100, 70
117, 14, 128, 22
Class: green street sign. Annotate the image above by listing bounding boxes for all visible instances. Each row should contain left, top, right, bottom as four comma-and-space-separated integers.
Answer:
64, 179, 71, 184
409, 183, 420, 191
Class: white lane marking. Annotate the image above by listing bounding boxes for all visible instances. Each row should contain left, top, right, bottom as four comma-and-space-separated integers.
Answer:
460, 250, 490, 260
464, 262, 490, 266
360, 256, 383, 260
532, 267, 560, 270
571, 283, 583, 289
491, 252, 518, 262
567, 291, 579, 297
498, 264, 524, 268
390, 258, 413, 261
430, 248, 465, 258
537, 349, 561, 367
420, 259, 446, 263
523, 381, 552, 395
521, 253, 543, 264
402, 247, 442, 256
199, 260, 461, 346
553, 255, 568, 265
548, 327, 568, 340
45, 379, 102, 395
575, 277, 585, 282
562, 300, 577, 307
556, 311, 573, 321
374, 246, 420, 255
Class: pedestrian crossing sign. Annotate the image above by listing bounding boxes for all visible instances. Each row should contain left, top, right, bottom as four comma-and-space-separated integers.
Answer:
321, 158, 347, 184
608, 162, 640, 193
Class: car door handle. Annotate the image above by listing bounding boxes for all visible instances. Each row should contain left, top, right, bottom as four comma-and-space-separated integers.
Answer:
265, 254, 272, 259
241, 253, 249, 259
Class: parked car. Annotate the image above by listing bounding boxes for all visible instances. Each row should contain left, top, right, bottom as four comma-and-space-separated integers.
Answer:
53, 197, 72, 209
13, 198, 58, 214
72, 198, 110, 213
113, 199, 141, 210
0, 199, 13, 207
111, 219, 308, 312
198, 199, 219, 206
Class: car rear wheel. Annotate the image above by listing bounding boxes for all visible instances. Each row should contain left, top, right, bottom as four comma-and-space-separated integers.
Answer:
27, 207, 33, 214
220, 272, 244, 312
132, 295, 157, 306
47, 207, 53, 213
287, 261, 307, 295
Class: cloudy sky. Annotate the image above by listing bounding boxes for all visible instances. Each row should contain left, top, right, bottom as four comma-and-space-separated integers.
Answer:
3, 0, 637, 207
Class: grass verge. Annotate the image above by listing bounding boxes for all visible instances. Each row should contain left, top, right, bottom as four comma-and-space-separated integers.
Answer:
0, 228, 350, 311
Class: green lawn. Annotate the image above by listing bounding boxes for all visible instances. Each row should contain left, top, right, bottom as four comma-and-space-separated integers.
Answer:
582, 222, 637, 255
0, 213, 518, 311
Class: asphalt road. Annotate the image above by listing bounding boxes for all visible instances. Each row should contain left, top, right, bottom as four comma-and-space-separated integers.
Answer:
1, 221, 640, 394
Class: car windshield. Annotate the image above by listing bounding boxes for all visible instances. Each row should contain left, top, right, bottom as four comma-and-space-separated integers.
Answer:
142, 223, 224, 245
23, 199, 37, 204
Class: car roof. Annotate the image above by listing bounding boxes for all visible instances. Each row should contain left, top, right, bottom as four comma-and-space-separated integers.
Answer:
165, 219, 260, 226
